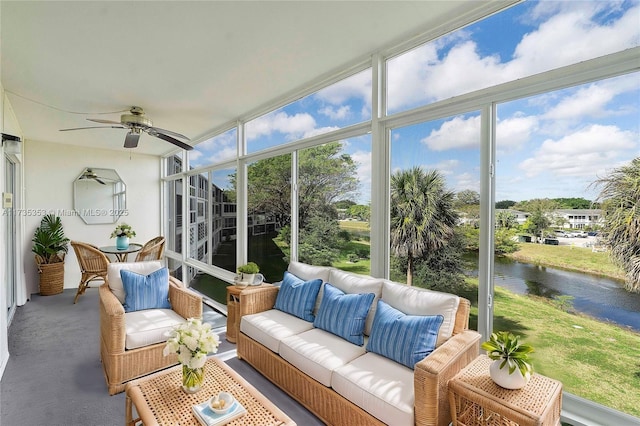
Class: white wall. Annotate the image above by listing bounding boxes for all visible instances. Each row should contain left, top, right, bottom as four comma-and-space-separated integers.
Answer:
23, 139, 162, 297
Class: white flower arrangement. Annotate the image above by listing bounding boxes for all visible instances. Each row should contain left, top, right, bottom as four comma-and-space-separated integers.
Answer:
163, 318, 220, 369
110, 223, 136, 238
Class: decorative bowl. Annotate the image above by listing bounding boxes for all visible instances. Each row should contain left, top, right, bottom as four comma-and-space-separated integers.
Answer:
209, 391, 235, 414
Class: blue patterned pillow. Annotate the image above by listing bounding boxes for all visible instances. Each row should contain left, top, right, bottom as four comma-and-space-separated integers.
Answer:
366, 300, 444, 369
274, 271, 322, 322
313, 283, 375, 346
121, 267, 171, 313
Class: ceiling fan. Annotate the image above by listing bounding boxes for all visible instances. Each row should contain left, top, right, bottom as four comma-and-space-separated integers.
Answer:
60, 106, 193, 151
78, 168, 110, 185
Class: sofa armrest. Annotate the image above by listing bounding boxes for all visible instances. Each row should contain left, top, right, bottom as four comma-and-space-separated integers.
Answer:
414, 330, 481, 426
99, 283, 126, 355
239, 285, 279, 316
168, 276, 203, 320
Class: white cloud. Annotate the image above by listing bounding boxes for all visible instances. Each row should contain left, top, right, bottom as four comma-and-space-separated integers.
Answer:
497, 113, 539, 148
319, 105, 351, 120
519, 124, 638, 178
455, 172, 480, 193
315, 70, 371, 106
421, 115, 480, 151
245, 110, 317, 141
351, 150, 372, 200
388, 3, 639, 112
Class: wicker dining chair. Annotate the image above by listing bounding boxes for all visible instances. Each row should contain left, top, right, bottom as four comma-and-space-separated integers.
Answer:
134, 236, 166, 262
70, 241, 110, 304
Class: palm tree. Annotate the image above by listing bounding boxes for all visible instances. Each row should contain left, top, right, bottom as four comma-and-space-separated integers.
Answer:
390, 167, 458, 286
593, 158, 640, 293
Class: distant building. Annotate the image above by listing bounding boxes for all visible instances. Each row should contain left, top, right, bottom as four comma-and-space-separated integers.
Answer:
550, 209, 603, 230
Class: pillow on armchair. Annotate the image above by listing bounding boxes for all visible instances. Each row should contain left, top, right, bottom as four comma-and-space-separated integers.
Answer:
106, 261, 163, 303
121, 267, 171, 313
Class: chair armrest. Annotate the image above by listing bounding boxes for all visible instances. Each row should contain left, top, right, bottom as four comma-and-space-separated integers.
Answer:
239, 286, 279, 317
169, 277, 203, 320
99, 283, 126, 354
414, 330, 481, 426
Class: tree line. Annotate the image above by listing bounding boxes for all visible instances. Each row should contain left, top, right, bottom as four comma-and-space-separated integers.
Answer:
232, 143, 639, 293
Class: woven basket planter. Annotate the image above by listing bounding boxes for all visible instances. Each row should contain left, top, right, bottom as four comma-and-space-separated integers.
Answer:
37, 261, 65, 296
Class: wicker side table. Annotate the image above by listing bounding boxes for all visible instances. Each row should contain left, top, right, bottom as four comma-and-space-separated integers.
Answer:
226, 284, 275, 343
448, 355, 562, 426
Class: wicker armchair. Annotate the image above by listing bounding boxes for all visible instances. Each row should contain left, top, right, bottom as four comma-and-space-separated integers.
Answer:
99, 265, 202, 395
135, 236, 165, 262
70, 241, 110, 304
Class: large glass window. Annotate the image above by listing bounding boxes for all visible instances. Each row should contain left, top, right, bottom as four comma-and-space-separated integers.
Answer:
386, 1, 639, 115
494, 73, 640, 418
390, 113, 481, 330
245, 69, 371, 153
246, 153, 292, 283
298, 136, 371, 274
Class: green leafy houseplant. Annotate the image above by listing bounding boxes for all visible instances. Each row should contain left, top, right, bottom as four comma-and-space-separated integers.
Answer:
237, 262, 260, 274
32, 214, 70, 264
481, 331, 534, 377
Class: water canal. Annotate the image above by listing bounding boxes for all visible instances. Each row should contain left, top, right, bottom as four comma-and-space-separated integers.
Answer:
468, 254, 640, 332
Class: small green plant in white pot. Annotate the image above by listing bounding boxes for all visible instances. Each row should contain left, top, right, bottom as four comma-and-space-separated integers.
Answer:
237, 262, 260, 286
481, 331, 534, 389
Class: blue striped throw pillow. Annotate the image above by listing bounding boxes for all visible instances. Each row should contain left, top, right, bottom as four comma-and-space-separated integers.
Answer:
366, 299, 444, 369
274, 271, 322, 322
313, 283, 375, 346
120, 267, 171, 313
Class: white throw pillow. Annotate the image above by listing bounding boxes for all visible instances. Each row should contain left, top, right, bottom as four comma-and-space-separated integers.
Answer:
107, 261, 163, 304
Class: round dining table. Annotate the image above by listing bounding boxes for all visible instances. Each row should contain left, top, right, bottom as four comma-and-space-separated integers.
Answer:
99, 243, 143, 262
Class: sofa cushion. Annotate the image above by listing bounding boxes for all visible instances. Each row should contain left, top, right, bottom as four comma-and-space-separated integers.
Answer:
366, 300, 443, 369
124, 308, 185, 350
274, 271, 322, 322
240, 309, 314, 353
326, 269, 383, 335
121, 267, 171, 313
288, 261, 331, 283
313, 283, 374, 346
382, 280, 459, 345
107, 260, 163, 304
332, 352, 414, 426
279, 328, 367, 387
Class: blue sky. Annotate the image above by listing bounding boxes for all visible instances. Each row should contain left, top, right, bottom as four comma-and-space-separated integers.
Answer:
190, 0, 639, 204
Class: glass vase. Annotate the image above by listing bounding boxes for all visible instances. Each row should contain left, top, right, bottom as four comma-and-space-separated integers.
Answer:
182, 364, 205, 394
115, 236, 129, 250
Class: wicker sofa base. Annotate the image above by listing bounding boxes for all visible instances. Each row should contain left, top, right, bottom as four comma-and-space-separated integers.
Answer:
237, 331, 386, 426
238, 324, 481, 426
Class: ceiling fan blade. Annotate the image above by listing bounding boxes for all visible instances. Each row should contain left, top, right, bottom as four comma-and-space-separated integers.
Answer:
152, 132, 193, 151
124, 131, 140, 148
87, 118, 123, 125
148, 125, 190, 141
94, 178, 106, 185
60, 125, 125, 131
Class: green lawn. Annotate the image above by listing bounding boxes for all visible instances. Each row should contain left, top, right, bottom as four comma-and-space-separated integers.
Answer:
505, 243, 625, 280
465, 279, 640, 418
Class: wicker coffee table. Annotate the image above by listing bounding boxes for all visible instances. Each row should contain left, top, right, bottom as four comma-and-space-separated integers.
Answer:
125, 356, 296, 426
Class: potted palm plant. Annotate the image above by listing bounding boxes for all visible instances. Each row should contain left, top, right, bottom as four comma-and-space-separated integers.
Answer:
481, 331, 534, 389
32, 214, 70, 295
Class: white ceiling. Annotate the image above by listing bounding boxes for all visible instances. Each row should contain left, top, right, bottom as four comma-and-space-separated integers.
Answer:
1, 1, 509, 156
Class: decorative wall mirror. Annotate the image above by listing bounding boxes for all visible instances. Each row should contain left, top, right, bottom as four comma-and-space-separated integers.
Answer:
73, 167, 126, 224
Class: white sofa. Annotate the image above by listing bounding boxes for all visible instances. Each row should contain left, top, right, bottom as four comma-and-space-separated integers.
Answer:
237, 261, 481, 426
